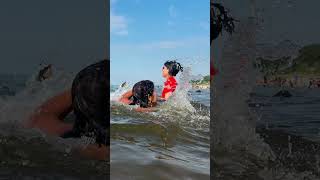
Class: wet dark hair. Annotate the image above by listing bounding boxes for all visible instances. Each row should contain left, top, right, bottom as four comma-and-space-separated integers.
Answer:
69, 59, 109, 146
130, 80, 154, 108
164, 60, 183, 76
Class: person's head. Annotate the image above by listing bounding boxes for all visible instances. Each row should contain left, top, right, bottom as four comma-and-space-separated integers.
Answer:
162, 60, 183, 78
71, 59, 109, 146
131, 80, 154, 108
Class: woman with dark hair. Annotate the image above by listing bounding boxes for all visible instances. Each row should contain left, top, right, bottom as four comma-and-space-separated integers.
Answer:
161, 60, 183, 100
25, 60, 109, 160
119, 80, 157, 112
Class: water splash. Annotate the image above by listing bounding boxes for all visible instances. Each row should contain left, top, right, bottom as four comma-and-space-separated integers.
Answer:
111, 64, 209, 129
165, 66, 195, 113
213, 2, 320, 179
0, 67, 94, 151
212, 16, 275, 160
110, 82, 131, 102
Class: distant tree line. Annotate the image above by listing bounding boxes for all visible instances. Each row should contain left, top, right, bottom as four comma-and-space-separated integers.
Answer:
190, 75, 210, 84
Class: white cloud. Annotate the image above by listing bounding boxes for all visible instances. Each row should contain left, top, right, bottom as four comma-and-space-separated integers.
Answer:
110, 12, 128, 36
169, 5, 177, 18
110, 0, 129, 36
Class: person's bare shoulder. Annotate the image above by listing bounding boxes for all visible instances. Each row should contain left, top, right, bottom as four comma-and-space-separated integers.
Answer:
119, 90, 133, 104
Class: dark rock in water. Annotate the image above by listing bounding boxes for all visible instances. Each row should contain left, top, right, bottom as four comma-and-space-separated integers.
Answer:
273, 90, 292, 97
120, 82, 127, 88
37, 64, 52, 82
196, 90, 201, 93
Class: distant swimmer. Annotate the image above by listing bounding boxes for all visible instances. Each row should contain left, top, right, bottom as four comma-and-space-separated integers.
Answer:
37, 64, 52, 82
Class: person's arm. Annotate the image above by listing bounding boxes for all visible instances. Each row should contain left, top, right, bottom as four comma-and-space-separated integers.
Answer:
119, 90, 133, 104
26, 90, 109, 161
159, 91, 172, 101
164, 92, 172, 100
159, 93, 166, 101
24, 89, 73, 136
37, 89, 73, 118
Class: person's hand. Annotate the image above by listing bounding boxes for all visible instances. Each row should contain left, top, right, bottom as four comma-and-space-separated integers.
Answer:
158, 98, 166, 102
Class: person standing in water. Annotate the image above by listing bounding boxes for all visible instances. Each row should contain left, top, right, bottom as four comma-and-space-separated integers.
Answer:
161, 60, 183, 100
25, 60, 109, 160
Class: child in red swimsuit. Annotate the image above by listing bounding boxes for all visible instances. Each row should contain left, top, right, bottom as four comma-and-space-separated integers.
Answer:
161, 60, 183, 100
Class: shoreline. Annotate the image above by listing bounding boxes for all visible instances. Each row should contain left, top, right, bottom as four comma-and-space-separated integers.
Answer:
191, 83, 210, 90
256, 74, 320, 88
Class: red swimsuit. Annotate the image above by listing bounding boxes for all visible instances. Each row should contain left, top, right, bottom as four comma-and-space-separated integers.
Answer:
161, 77, 177, 98
211, 59, 217, 80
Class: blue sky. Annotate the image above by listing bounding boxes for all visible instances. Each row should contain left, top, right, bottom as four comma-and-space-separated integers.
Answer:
110, 0, 209, 85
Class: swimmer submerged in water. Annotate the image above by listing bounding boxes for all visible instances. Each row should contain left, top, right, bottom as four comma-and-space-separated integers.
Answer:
161, 60, 183, 100
119, 80, 157, 112
25, 60, 109, 160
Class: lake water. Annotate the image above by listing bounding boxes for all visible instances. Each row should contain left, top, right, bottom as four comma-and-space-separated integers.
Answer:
110, 80, 210, 180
